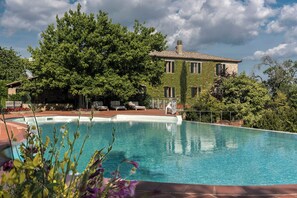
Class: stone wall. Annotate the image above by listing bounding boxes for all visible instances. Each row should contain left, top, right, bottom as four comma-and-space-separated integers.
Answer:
224, 62, 238, 74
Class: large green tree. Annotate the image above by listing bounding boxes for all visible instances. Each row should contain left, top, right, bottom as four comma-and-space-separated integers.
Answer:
256, 56, 297, 96
256, 91, 297, 132
0, 46, 30, 108
27, 5, 166, 101
0, 47, 26, 81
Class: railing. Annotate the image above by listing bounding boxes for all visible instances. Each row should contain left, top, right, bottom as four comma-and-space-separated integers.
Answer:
180, 110, 242, 124
150, 99, 174, 110
5, 101, 22, 108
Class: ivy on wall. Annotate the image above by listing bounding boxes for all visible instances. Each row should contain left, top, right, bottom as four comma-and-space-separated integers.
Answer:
145, 59, 216, 106
180, 61, 187, 105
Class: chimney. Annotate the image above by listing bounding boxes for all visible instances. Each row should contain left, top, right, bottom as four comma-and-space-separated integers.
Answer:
176, 40, 183, 55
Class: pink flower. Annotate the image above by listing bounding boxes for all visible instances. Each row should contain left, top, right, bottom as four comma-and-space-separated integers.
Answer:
127, 160, 139, 169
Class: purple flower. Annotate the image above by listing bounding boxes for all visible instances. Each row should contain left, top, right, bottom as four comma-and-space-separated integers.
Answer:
87, 187, 99, 194
127, 180, 138, 197
109, 179, 138, 197
129, 161, 139, 169
122, 160, 139, 169
2, 160, 13, 171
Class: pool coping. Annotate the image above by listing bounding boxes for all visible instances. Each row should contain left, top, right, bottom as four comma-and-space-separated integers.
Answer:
1, 110, 297, 197
135, 181, 297, 197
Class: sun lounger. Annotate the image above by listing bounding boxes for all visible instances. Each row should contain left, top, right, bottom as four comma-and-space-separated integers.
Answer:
110, 101, 127, 111
92, 101, 108, 111
128, 101, 146, 110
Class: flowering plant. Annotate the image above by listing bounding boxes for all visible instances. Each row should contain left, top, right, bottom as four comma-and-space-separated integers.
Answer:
0, 110, 138, 197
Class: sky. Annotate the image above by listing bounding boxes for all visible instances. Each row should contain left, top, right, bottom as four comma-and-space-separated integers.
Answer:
1, 0, 297, 75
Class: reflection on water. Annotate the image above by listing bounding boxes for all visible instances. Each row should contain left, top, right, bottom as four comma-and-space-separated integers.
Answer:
37, 121, 297, 185
165, 122, 238, 155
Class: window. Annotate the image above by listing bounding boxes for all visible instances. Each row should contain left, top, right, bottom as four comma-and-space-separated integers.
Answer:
191, 87, 201, 98
164, 87, 175, 98
165, 61, 175, 73
216, 64, 226, 76
190, 62, 202, 74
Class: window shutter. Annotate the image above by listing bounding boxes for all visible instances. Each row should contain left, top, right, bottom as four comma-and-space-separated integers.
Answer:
172, 87, 175, 97
191, 87, 195, 97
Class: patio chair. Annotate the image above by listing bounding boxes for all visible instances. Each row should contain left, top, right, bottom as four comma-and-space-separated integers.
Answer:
165, 102, 173, 114
128, 101, 146, 111
110, 101, 127, 111
92, 101, 109, 111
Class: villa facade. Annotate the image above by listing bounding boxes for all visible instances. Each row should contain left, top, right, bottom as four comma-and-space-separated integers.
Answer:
147, 40, 241, 106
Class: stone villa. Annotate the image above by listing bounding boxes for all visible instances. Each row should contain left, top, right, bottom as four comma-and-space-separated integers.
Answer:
146, 40, 241, 106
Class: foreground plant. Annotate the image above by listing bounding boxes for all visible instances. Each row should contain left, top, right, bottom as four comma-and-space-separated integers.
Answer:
0, 111, 138, 197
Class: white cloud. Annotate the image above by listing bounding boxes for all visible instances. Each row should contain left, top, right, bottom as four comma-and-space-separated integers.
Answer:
149, 0, 275, 48
266, 20, 285, 33
0, 0, 75, 34
83, 0, 170, 26
248, 3, 297, 60
0, 0, 276, 50
245, 42, 297, 60
279, 4, 297, 23
265, 3, 297, 34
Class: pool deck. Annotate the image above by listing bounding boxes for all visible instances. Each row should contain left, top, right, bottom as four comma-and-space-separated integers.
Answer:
1, 109, 297, 198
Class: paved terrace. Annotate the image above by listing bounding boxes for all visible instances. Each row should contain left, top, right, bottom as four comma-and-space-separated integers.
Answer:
0, 110, 297, 198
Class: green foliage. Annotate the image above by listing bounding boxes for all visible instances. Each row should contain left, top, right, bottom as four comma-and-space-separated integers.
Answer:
180, 61, 187, 105
252, 56, 297, 132
0, 110, 139, 197
254, 91, 297, 132
188, 59, 297, 132
0, 81, 8, 108
188, 74, 271, 126
0, 47, 28, 81
194, 90, 223, 112
217, 73, 271, 127
188, 89, 224, 122
146, 60, 215, 105
256, 56, 297, 96
8, 93, 22, 101
287, 84, 297, 108
27, 4, 166, 101
256, 107, 297, 132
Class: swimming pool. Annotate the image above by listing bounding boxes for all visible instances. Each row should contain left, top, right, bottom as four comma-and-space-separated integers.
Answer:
10, 116, 297, 186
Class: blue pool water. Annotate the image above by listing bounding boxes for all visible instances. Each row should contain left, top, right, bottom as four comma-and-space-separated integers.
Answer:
35, 121, 297, 185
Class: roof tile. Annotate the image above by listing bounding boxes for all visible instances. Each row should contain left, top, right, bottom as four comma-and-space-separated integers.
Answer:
149, 50, 241, 63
